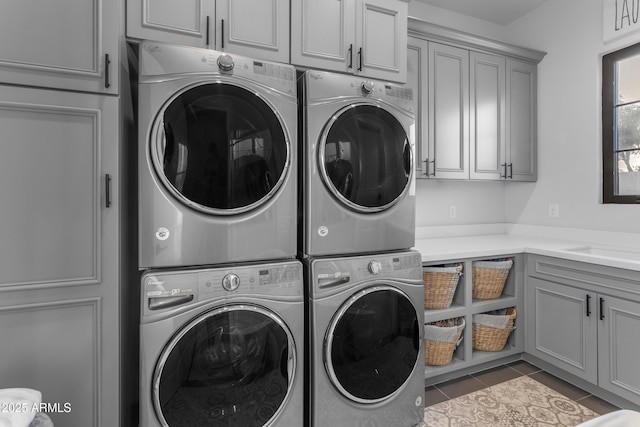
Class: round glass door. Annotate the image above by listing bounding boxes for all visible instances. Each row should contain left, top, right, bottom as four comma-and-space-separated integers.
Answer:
325, 286, 419, 403
154, 305, 296, 427
319, 104, 412, 212
152, 83, 290, 215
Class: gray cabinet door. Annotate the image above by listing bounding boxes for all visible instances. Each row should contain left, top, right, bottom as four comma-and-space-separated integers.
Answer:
506, 59, 537, 181
0, 85, 119, 427
407, 36, 430, 179
428, 42, 469, 179
470, 52, 506, 180
525, 277, 598, 384
598, 296, 640, 404
0, 0, 118, 94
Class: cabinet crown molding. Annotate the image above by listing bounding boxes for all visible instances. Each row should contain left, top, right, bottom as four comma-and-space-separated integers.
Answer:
408, 17, 546, 63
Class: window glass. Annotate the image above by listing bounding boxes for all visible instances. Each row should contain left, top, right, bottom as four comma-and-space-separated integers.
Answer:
602, 44, 640, 203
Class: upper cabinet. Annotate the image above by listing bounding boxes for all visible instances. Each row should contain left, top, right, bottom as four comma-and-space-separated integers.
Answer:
291, 0, 408, 83
127, 0, 290, 63
0, 0, 118, 94
408, 19, 545, 181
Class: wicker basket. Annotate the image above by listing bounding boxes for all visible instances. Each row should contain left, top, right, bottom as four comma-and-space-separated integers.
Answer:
423, 263, 463, 309
472, 258, 513, 299
472, 307, 516, 352
424, 317, 465, 366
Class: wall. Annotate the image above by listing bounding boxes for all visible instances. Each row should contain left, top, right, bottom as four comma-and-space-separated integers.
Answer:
503, 0, 640, 232
409, 3, 509, 227
411, 0, 640, 232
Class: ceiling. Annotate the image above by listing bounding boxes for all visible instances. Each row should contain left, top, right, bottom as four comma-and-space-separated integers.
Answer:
413, 0, 549, 25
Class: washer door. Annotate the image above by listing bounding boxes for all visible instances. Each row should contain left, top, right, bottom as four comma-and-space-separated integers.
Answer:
151, 83, 290, 215
319, 104, 412, 212
153, 305, 296, 427
325, 286, 420, 403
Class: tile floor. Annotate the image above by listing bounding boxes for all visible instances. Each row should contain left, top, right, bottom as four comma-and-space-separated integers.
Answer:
425, 361, 620, 417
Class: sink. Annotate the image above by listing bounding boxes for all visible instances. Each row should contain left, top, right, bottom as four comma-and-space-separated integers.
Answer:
564, 245, 640, 261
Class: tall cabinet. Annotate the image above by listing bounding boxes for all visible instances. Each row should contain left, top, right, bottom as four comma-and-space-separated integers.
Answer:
0, 1, 121, 426
407, 19, 544, 181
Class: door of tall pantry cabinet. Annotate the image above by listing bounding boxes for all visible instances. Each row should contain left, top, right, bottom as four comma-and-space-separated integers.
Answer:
0, 0, 118, 94
291, 0, 407, 82
0, 85, 120, 427
127, 0, 290, 63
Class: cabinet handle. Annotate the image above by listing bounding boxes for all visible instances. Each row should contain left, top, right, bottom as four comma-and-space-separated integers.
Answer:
424, 158, 430, 176
508, 163, 513, 179
221, 19, 225, 49
357, 47, 363, 71
104, 54, 111, 89
501, 163, 507, 179
105, 174, 112, 208
206, 16, 210, 47
599, 297, 605, 320
430, 159, 436, 177
347, 44, 353, 69
586, 294, 591, 317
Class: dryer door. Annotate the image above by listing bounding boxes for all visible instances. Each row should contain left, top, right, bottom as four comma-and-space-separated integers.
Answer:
325, 286, 420, 403
319, 104, 412, 212
151, 83, 290, 215
153, 305, 296, 427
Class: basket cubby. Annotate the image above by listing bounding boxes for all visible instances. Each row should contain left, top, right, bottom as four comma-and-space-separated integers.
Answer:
423, 254, 523, 383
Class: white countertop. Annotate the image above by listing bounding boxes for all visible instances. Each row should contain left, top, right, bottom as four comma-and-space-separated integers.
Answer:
413, 224, 640, 272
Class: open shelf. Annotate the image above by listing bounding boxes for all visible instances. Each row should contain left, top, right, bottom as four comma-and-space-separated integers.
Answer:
422, 253, 524, 378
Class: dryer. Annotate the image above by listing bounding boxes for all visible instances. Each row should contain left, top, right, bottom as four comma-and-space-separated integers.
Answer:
139, 260, 304, 427
299, 70, 415, 257
305, 250, 424, 427
137, 41, 297, 269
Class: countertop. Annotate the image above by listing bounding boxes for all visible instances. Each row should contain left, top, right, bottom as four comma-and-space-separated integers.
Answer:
413, 224, 640, 272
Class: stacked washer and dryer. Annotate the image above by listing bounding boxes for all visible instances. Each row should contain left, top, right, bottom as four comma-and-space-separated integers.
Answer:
298, 70, 425, 427
136, 41, 304, 427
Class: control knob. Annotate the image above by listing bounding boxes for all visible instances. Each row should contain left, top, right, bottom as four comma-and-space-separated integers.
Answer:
368, 260, 382, 275
361, 81, 374, 94
217, 54, 234, 71
222, 273, 240, 291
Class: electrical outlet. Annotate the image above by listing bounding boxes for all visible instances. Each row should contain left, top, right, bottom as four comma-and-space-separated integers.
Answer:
548, 203, 559, 218
449, 205, 457, 219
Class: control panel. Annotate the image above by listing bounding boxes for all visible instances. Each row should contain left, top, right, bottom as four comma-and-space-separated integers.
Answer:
142, 261, 303, 315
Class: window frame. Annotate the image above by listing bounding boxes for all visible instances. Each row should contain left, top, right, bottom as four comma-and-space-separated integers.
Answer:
602, 43, 640, 204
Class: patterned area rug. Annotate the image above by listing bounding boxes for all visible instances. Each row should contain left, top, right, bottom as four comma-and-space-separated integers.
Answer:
424, 376, 600, 427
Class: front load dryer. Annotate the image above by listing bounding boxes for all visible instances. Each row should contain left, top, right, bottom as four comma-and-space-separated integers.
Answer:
137, 41, 297, 269
139, 260, 304, 427
299, 70, 415, 257
305, 250, 425, 427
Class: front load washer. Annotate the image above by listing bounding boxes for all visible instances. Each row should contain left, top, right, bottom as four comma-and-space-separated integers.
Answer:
137, 41, 297, 269
139, 260, 304, 427
305, 250, 424, 427
299, 70, 415, 257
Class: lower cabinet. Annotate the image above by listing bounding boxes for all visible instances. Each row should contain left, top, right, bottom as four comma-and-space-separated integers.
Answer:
423, 254, 524, 381
526, 255, 640, 406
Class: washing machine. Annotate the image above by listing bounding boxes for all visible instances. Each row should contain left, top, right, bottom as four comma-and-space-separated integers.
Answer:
305, 250, 425, 427
137, 40, 297, 269
299, 70, 415, 257
139, 260, 304, 427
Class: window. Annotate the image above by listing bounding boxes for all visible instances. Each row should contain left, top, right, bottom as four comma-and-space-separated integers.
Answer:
602, 43, 640, 203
